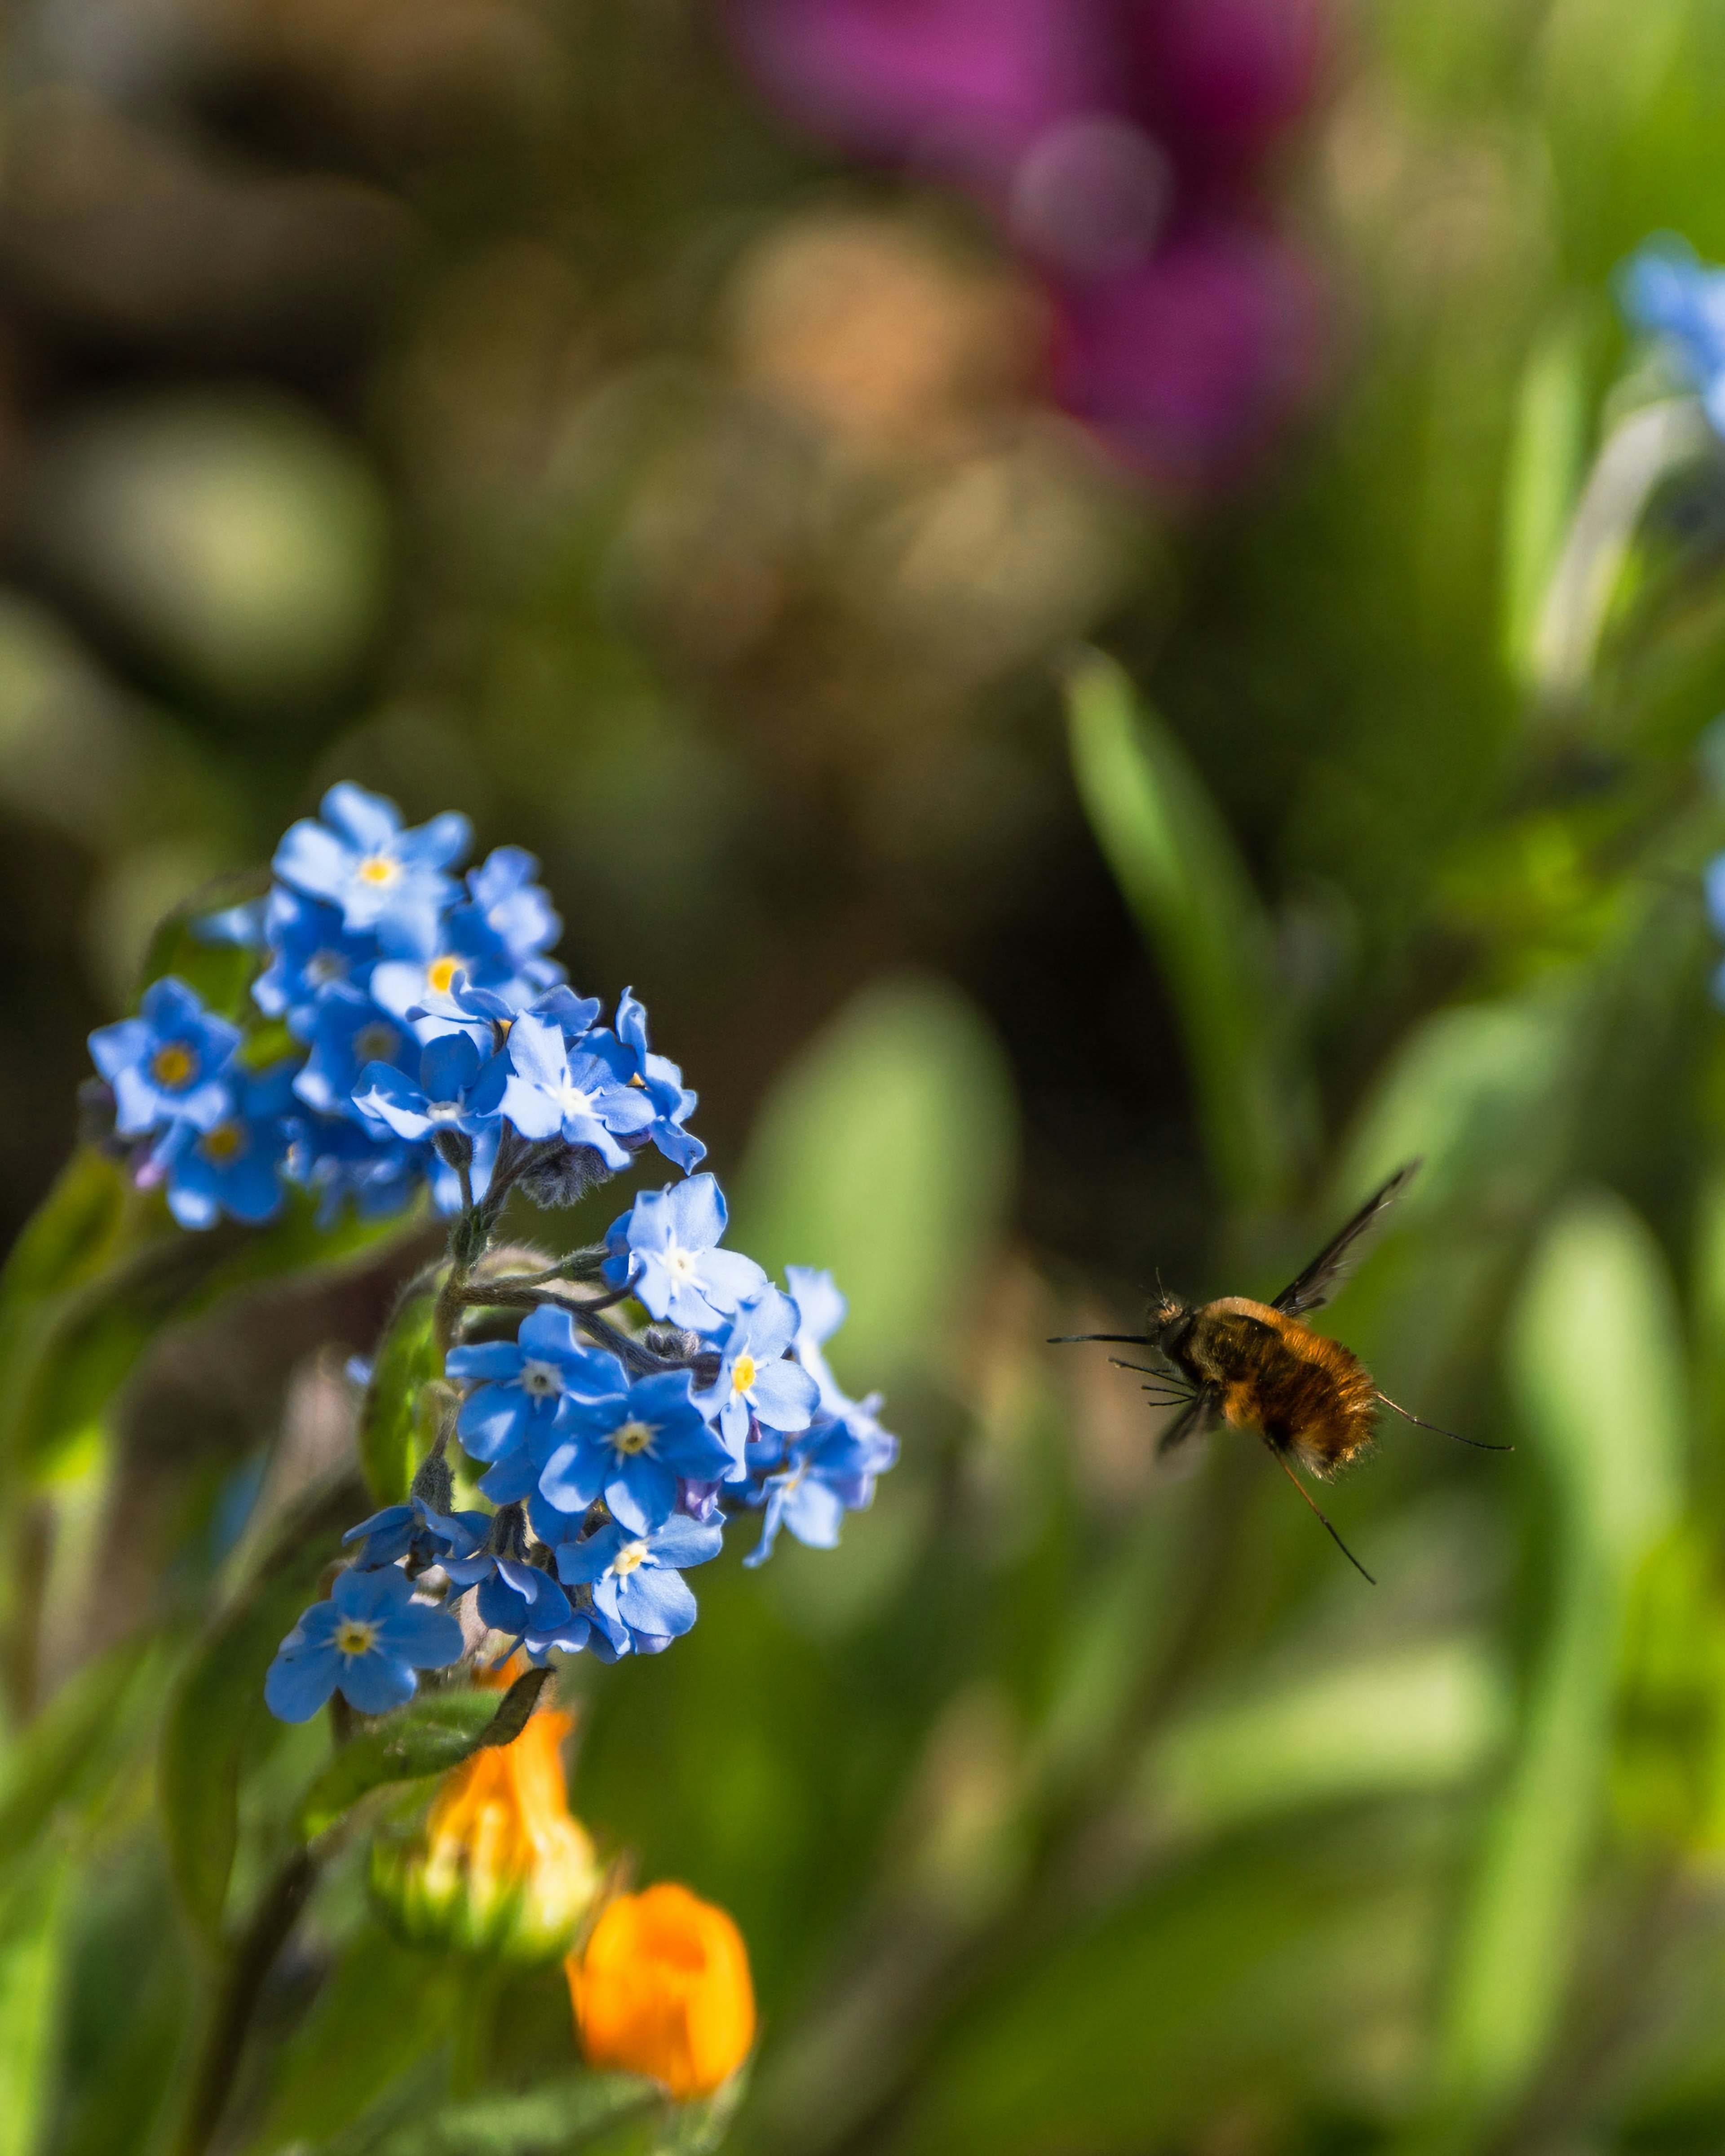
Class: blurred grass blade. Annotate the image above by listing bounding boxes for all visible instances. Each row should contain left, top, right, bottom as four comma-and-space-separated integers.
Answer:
1531, 398, 1710, 703
1440, 1191, 1685, 2123
0, 1852, 69, 2156
296, 1667, 551, 1840
1065, 649, 1296, 1207
0, 1633, 170, 1855
730, 974, 1017, 1383
1501, 310, 1591, 689
160, 1473, 363, 1942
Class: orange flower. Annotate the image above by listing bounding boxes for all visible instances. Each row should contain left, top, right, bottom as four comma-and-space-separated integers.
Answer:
567, 1883, 756, 2099
372, 1699, 601, 1962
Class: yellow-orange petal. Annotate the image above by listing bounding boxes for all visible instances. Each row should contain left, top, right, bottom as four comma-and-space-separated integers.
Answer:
567, 1883, 755, 2100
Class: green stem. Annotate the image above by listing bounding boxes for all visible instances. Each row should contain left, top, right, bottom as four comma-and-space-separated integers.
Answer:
449, 1961, 504, 2100
176, 1846, 321, 2156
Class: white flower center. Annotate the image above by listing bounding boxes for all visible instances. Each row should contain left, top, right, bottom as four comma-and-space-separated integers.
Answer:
425, 1100, 462, 1124
306, 949, 347, 985
663, 1243, 699, 1280
611, 1418, 655, 1457
554, 1081, 595, 1119
520, 1359, 562, 1399
610, 1538, 650, 1576
335, 1619, 376, 1656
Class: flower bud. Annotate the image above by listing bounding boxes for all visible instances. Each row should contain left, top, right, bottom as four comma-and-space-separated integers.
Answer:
566, 1883, 755, 2099
372, 1703, 602, 1963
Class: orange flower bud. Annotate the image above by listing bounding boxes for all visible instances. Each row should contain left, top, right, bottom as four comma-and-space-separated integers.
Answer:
372, 1702, 602, 1962
567, 1883, 756, 2099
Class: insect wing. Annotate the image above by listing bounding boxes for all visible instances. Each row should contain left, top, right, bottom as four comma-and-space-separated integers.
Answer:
1158, 1388, 1220, 1458
1272, 1160, 1421, 1318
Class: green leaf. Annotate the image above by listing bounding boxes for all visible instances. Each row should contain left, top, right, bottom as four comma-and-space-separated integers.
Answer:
1065, 649, 1296, 1208
160, 1473, 364, 1943
297, 1669, 553, 1841
1500, 308, 1592, 689
1439, 1191, 1686, 2125
361, 1288, 444, 1505
135, 876, 266, 1021
327, 2073, 658, 2156
730, 974, 1016, 1382
0, 1851, 70, 2156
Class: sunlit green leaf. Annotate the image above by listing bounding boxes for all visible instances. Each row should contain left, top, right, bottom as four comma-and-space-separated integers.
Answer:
329, 2072, 657, 2155
1501, 309, 1592, 688
1065, 649, 1298, 1207
1440, 1191, 1686, 2122
0, 1851, 70, 2156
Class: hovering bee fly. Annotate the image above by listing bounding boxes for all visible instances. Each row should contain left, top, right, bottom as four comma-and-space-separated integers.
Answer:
1053, 1160, 1508, 1582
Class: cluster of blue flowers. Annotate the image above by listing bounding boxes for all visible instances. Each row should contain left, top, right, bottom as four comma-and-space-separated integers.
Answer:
87, 784, 703, 1230
81, 784, 899, 1721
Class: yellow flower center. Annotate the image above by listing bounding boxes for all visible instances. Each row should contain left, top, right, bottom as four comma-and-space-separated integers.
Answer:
201, 1121, 246, 1162
335, 1619, 376, 1656
611, 1539, 650, 1576
611, 1419, 655, 1457
427, 955, 460, 994
151, 1042, 197, 1089
730, 1354, 756, 1397
357, 854, 399, 886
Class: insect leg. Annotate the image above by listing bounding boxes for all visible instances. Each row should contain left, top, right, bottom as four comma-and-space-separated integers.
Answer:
1262, 1438, 1377, 1585
1048, 1333, 1151, 1346
1375, 1392, 1513, 1452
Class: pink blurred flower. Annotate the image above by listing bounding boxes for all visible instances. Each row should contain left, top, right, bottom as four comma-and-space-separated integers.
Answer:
725, 0, 1329, 490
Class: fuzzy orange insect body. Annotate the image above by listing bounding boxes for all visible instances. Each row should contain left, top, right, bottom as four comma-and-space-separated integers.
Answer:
1181, 1296, 1380, 1479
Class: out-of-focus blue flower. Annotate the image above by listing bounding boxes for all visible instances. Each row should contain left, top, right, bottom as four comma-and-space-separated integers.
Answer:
252, 889, 377, 1032
292, 984, 418, 1119
354, 1032, 505, 1144
590, 989, 705, 1171
287, 1113, 421, 1225
264, 1564, 464, 1721
499, 1013, 655, 1168
553, 1517, 723, 1651
603, 1174, 766, 1332
195, 898, 267, 947
784, 1265, 849, 1410
476, 1559, 574, 1642
151, 1063, 297, 1227
744, 1403, 899, 1567
539, 1369, 735, 1533
89, 976, 243, 1136
695, 1290, 820, 1457
458, 847, 564, 976
448, 1307, 622, 1469
273, 782, 470, 946
343, 1495, 491, 1571
1620, 235, 1725, 434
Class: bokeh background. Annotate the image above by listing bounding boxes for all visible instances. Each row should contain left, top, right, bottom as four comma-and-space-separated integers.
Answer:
11, 0, 1725, 2150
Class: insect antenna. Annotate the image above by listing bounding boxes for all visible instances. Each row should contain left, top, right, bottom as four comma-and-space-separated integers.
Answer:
1375, 1392, 1513, 1452
1048, 1333, 1151, 1346
1263, 1439, 1376, 1585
